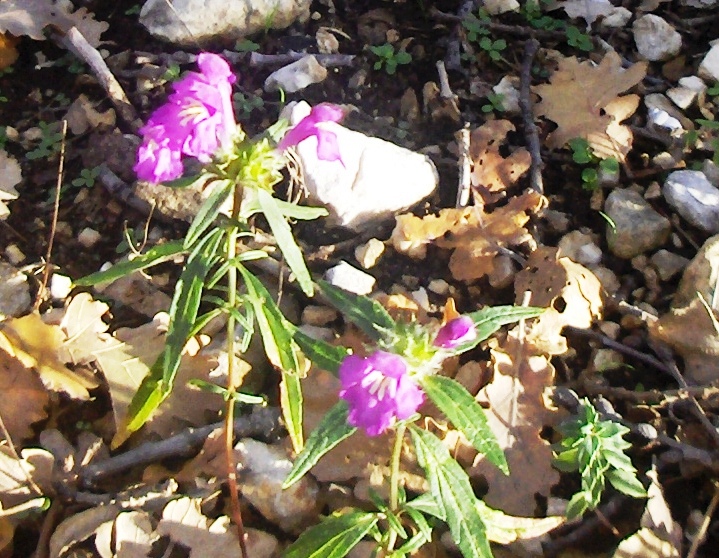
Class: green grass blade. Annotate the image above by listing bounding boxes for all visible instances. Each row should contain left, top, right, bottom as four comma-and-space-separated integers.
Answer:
420, 375, 508, 474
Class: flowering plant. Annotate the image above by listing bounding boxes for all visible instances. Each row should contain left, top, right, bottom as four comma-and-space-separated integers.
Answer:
284, 281, 546, 557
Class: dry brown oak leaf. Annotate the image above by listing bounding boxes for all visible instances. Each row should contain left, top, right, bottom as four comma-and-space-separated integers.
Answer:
534, 51, 647, 161
470, 120, 531, 201
390, 190, 546, 281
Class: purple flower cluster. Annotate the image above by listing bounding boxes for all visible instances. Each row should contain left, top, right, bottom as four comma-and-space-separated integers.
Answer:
339, 316, 477, 436
135, 53, 237, 184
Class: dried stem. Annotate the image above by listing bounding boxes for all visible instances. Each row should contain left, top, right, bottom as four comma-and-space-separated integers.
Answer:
519, 39, 543, 195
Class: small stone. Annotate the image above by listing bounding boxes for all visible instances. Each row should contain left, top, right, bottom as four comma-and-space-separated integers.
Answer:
301, 305, 338, 326
650, 249, 690, 281
589, 348, 624, 373
667, 85, 699, 110
427, 279, 450, 295
140, 0, 311, 46
487, 254, 515, 289
702, 159, 719, 187
600, 7, 631, 29
633, 15, 682, 61
411, 287, 430, 310
558, 230, 602, 267
699, 43, 719, 83
681, 0, 719, 6
50, 274, 73, 300
354, 238, 385, 269
0, 263, 31, 320
264, 55, 327, 93
652, 151, 680, 170
297, 324, 335, 341
78, 228, 101, 248
605, 189, 671, 259
598, 321, 621, 339
645, 93, 689, 132
245, 529, 279, 558
4, 244, 25, 265
663, 170, 719, 233
324, 261, 376, 295
234, 439, 320, 533
645, 181, 662, 200
679, 76, 708, 96
483, 0, 519, 14
543, 209, 569, 233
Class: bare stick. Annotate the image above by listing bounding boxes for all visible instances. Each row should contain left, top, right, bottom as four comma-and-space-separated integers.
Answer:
79, 406, 281, 489
247, 50, 355, 68
55, 27, 141, 131
455, 125, 472, 208
687, 482, 719, 558
34, 120, 67, 312
519, 39, 543, 195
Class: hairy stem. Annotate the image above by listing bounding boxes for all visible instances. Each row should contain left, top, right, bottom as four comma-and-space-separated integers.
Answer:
224, 183, 249, 558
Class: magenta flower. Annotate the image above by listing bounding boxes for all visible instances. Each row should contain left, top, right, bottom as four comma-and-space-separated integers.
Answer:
433, 316, 477, 349
339, 351, 424, 436
135, 52, 237, 183
278, 103, 344, 164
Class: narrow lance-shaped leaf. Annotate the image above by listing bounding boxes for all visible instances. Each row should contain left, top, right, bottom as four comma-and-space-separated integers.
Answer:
284, 401, 356, 488
284, 511, 378, 558
293, 328, 350, 375
318, 280, 396, 342
451, 305, 545, 355
238, 266, 300, 374
185, 179, 232, 248
75, 240, 186, 286
420, 375, 508, 474
121, 228, 224, 439
281, 370, 304, 453
409, 426, 493, 558
257, 188, 314, 296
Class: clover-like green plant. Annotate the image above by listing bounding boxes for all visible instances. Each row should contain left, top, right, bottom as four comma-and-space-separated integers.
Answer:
568, 137, 619, 191
26, 121, 63, 160
482, 92, 505, 114
369, 43, 412, 75
554, 398, 647, 519
72, 166, 100, 189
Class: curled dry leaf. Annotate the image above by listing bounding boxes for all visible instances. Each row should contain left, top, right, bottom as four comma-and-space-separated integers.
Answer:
64, 94, 116, 135
0, 313, 98, 399
0, 0, 109, 47
49, 504, 121, 558
534, 51, 647, 161
470, 120, 531, 202
0, 446, 53, 511
0, 149, 21, 220
390, 190, 546, 283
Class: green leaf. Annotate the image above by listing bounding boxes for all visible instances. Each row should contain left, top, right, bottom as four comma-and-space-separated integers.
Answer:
284, 401, 357, 488
257, 188, 314, 296
185, 180, 232, 248
606, 469, 647, 498
453, 305, 544, 354
122, 229, 224, 438
75, 240, 185, 286
241, 190, 328, 220
293, 329, 350, 375
283, 510, 378, 558
163, 173, 207, 189
420, 375, 507, 474
318, 280, 397, 341
409, 426, 493, 558
281, 371, 304, 453
406, 493, 445, 521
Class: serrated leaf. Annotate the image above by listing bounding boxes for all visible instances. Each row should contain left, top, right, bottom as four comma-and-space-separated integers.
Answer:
284, 401, 356, 488
284, 511, 378, 558
257, 188, 313, 296
318, 280, 396, 341
420, 375, 507, 474
293, 329, 349, 375
75, 240, 185, 286
409, 426, 493, 558
185, 180, 232, 248
459, 306, 544, 353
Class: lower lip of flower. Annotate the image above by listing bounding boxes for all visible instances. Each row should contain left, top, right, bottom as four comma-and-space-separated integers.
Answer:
363, 370, 397, 400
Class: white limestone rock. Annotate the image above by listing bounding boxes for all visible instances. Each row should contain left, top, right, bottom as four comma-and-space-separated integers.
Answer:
699, 43, 719, 83
286, 101, 438, 231
0, 263, 30, 320
140, 0, 311, 46
604, 189, 671, 259
663, 170, 719, 233
633, 14, 681, 62
324, 261, 376, 295
264, 55, 327, 93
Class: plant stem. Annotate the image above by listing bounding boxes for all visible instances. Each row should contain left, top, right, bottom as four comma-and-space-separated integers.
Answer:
384, 423, 407, 555
224, 182, 249, 558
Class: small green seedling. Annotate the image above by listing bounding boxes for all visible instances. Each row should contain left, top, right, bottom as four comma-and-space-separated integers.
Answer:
369, 43, 412, 75
707, 82, 719, 97
234, 39, 260, 53
162, 63, 182, 82
568, 137, 618, 190
26, 121, 63, 161
72, 167, 100, 189
478, 36, 507, 62
554, 398, 646, 519
125, 4, 141, 15
461, 12, 491, 43
565, 25, 593, 52
482, 92, 505, 114
233, 92, 264, 120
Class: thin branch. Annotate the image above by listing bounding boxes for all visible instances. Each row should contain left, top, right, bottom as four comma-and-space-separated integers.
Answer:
519, 38, 543, 195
